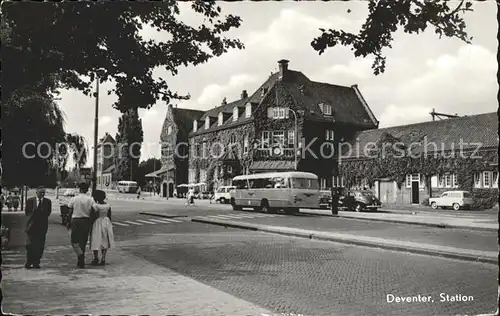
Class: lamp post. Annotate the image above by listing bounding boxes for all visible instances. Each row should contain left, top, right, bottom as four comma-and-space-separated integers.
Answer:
91, 75, 99, 195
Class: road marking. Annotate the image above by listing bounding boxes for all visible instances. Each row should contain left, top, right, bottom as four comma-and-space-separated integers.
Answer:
149, 218, 182, 223
112, 222, 130, 227
123, 220, 144, 226
135, 219, 159, 224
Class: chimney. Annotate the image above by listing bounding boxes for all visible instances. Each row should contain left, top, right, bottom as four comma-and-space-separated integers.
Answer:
221, 97, 227, 106
241, 90, 248, 99
278, 59, 289, 80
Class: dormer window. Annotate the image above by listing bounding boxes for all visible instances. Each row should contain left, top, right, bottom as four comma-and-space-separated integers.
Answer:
245, 103, 252, 118
261, 87, 268, 97
319, 103, 332, 116
193, 120, 198, 132
233, 107, 238, 122
218, 112, 223, 126
167, 126, 172, 135
205, 117, 210, 129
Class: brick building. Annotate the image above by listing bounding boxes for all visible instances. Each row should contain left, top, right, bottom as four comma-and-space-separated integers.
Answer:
96, 133, 116, 190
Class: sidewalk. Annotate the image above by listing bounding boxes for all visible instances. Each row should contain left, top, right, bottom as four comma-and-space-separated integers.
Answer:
301, 209, 498, 232
190, 217, 498, 265
1, 243, 272, 315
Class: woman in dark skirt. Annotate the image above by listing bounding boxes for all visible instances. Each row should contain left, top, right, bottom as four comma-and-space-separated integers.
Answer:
67, 182, 96, 268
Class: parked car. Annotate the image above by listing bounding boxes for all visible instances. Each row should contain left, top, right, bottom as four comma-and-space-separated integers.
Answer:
63, 188, 76, 197
340, 189, 381, 212
428, 190, 473, 210
319, 190, 331, 209
214, 186, 236, 204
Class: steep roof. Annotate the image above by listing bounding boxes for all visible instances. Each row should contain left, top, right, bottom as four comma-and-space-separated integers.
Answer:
171, 107, 204, 134
98, 133, 115, 147
341, 112, 499, 159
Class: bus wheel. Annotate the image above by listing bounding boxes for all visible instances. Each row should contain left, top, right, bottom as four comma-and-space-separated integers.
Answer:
220, 197, 226, 204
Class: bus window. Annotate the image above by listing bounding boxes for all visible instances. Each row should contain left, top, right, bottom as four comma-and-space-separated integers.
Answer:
291, 178, 319, 189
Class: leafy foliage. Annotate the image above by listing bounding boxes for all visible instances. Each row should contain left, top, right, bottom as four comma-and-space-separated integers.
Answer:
1, 86, 87, 187
135, 158, 162, 187
311, 0, 473, 75
114, 109, 144, 181
1, 1, 244, 112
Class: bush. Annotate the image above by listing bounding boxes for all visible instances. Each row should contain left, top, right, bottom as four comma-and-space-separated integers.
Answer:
472, 188, 499, 210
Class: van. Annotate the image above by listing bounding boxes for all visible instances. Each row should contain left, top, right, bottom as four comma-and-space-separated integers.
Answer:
213, 186, 236, 204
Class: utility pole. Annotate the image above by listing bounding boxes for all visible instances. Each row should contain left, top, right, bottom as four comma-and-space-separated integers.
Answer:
92, 75, 99, 195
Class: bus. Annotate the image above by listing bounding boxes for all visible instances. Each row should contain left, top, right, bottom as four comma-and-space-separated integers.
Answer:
230, 171, 321, 214
117, 181, 139, 193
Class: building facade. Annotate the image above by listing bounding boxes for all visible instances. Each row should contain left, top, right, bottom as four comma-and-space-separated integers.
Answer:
338, 112, 498, 208
185, 59, 378, 192
96, 133, 116, 190
158, 104, 204, 197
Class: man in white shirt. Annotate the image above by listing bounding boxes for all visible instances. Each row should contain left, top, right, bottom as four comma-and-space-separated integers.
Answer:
68, 182, 96, 268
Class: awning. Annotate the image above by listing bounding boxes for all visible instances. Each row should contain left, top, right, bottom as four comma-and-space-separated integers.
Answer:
249, 160, 295, 171
145, 165, 174, 178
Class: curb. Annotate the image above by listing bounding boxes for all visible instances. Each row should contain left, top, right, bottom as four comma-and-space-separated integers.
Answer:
190, 217, 498, 265
301, 211, 497, 232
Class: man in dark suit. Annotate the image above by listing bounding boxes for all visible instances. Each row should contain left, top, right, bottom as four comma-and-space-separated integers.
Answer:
24, 186, 52, 269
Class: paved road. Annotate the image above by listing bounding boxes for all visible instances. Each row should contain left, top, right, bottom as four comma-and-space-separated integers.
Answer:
2, 199, 497, 315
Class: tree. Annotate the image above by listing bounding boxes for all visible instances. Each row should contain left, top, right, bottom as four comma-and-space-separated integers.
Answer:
114, 109, 144, 181
135, 158, 162, 188
311, 0, 473, 75
1, 1, 244, 112
1, 86, 87, 188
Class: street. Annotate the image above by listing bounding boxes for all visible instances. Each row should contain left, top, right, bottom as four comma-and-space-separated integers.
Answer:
1, 196, 498, 315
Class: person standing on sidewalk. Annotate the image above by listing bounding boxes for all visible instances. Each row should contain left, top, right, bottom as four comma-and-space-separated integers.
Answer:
67, 182, 95, 268
89, 190, 115, 266
24, 186, 52, 269
331, 187, 339, 216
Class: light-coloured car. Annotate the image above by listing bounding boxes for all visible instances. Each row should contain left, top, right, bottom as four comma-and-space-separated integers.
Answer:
429, 191, 473, 210
63, 188, 76, 197
214, 186, 236, 204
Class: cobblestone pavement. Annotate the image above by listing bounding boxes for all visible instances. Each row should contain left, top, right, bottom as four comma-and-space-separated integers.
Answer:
1, 241, 272, 315
192, 210, 497, 252
123, 232, 498, 316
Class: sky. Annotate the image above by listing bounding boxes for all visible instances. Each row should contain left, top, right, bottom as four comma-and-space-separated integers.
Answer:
56, 1, 499, 167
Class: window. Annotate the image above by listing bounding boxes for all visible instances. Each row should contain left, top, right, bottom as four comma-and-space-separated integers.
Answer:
291, 178, 319, 189
227, 165, 233, 173
200, 169, 207, 182
233, 107, 238, 122
332, 176, 344, 187
245, 103, 252, 118
319, 103, 332, 116
261, 131, 270, 149
167, 126, 172, 135
483, 171, 490, 187
193, 120, 198, 132
243, 135, 249, 154
188, 169, 196, 183
320, 178, 327, 190
325, 130, 334, 141
270, 107, 288, 119
272, 131, 285, 146
205, 117, 210, 129
474, 172, 481, 188
229, 134, 236, 144
218, 112, 223, 126
493, 172, 498, 188
202, 140, 209, 158
287, 130, 295, 148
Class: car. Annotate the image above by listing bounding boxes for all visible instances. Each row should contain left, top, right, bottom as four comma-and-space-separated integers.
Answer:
340, 189, 381, 212
214, 186, 236, 204
63, 188, 76, 197
428, 190, 473, 211
319, 190, 332, 209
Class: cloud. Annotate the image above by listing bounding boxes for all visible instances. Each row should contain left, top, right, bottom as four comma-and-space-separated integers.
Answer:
378, 104, 433, 128
196, 74, 259, 106
98, 116, 112, 127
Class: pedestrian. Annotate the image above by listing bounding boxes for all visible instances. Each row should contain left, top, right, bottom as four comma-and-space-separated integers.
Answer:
331, 187, 339, 216
24, 186, 52, 269
186, 187, 195, 205
89, 190, 114, 266
137, 186, 141, 199
6, 192, 12, 211
67, 182, 96, 268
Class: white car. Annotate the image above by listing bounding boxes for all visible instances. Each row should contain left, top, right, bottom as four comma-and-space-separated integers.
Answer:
429, 191, 474, 210
63, 188, 76, 197
213, 186, 236, 204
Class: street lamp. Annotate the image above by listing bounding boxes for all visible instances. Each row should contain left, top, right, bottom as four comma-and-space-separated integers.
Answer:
91, 74, 100, 195
288, 108, 303, 170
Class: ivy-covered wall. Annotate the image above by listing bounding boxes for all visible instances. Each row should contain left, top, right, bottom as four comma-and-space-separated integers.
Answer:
189, 122, 255, 191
